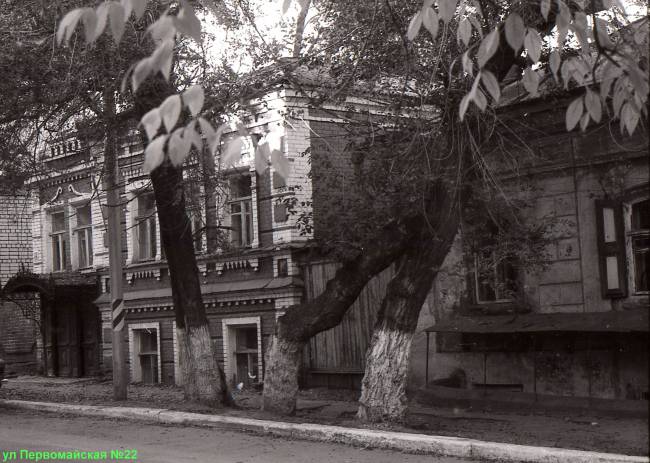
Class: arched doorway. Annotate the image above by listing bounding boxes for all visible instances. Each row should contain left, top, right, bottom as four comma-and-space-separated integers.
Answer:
1, 271, 100, 377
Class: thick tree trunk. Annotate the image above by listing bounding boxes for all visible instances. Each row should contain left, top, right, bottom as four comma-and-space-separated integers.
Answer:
150, 161, 230, 406
262, 215, 420, 415
358, 192, 459, 423
262, 334, 304, 414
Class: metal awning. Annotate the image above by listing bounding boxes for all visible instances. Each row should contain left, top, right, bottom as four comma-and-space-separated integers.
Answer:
424, 309, 649, 334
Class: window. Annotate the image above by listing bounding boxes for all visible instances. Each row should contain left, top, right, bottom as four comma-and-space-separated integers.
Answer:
129, 325, 160, 384
277, 258, 288, 277
50, 211, 68, 272
229, 176, 253, 247
136, 194, 157, 261
75, 204, 93, 268
274, 203, 288, 223
473, 252, 516, 303
629, 199, 649, 293
234, 326, 259, 386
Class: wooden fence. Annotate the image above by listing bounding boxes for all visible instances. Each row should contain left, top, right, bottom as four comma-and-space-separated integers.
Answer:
301, 261, 394, 389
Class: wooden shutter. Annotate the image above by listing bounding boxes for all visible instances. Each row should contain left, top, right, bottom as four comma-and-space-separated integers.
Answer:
595, 200, 627, 298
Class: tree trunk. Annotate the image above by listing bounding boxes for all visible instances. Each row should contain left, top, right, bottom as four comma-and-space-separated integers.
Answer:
262, 334, 304, 415
262, 215, 420, 414
150, 160, 230, 406
358, 192, 459, 423
292, 0, 311, 58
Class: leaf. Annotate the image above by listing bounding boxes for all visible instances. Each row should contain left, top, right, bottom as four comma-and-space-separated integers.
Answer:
222, 136, 243, 167
579, 112, 590, 131
407, 12, 423, 41
457, 18, 472, 46
627, 64, 649, 98
132, 0, 147, 19
504, 13, 525, 53
438, 0, 458, 24
462, 51, 473, 76
132, 57, 152, 93
255, 143, 270, 174
148, 15, 176, 42
175, 1, 202, 43
459, 93, 472, 120
612, 82, 626, 116
422, 8, 439, 39
556, 0, 570, 47
565, 96, 584, 131
198, 118, 218, 154
141, 108, 161, 141
599, 78, 614, 101
160, 95, 182, 132
121, 0, 133, 21
108, 1, 126, 44
522, 67, 539, 96
94, 3, 109, 42
169, 128, 192, 167
151, 39, 174, 81
81, 8, 98, 44
477, 29, 499, 68
584, 90, 602, 123
184, 121, 203, 152
143, 135, 167, 174
481, 70, 500, 102
540, 0, 551, 20
57, 9, 83, 45
595, 18, 614, 50
282, 0, 292, 14
183, 85, 204, 117
524, 29, 541, 63
469, 15, 483, 38
621, 103, 640, 136
271, 149, 290, 180
473, 89, 487, 111
549, 50, 561, 81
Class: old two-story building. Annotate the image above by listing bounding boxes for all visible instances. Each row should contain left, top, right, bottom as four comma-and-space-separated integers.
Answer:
408, 85, 649, 410
0, 69, 404, 388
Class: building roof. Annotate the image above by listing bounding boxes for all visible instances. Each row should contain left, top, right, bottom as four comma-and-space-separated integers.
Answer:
425, 308, 649, 334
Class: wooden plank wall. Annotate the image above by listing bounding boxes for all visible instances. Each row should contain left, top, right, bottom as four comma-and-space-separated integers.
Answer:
302, 262, 394, 374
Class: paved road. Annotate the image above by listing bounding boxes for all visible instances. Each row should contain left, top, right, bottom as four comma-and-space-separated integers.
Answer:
0, 408, 474, 462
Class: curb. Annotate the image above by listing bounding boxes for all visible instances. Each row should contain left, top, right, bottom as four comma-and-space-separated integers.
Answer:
2, 399, 648, 463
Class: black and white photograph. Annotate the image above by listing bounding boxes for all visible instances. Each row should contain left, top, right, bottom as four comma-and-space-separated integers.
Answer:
0, 0, 648, 461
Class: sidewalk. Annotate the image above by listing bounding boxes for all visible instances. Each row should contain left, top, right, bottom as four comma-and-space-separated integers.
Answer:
1, 377, 648, 461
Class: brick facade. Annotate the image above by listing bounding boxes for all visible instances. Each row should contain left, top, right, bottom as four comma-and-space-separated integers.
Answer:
0, 192, 39, 375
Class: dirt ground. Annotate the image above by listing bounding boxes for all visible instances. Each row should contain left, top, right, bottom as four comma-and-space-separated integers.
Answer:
1, 377, 647, 456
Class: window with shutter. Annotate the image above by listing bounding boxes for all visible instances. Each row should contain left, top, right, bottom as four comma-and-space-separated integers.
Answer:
595, 200, 627, 298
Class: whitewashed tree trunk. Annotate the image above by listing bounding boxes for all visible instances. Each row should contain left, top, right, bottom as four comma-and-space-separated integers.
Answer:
358, 204, 459, 423
262, 334, 304, 414
358, 323, 416, 422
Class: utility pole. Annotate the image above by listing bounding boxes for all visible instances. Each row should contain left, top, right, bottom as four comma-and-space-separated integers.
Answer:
103, 87, 127, 400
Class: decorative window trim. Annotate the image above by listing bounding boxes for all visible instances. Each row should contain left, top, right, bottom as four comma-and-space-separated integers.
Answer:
221, 316, 262, 387
172, 320, 181, 386
127, 322, 162, 384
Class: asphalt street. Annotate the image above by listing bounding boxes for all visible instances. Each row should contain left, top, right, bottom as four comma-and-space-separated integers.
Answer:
0, 408, 475, 462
